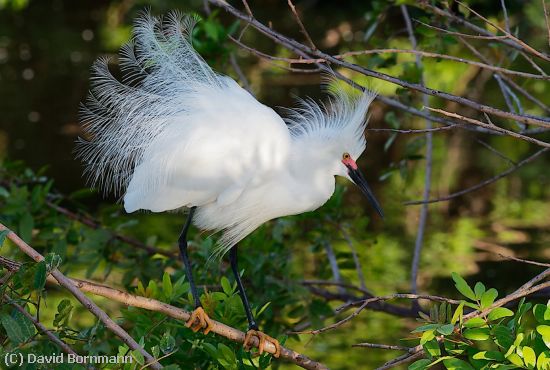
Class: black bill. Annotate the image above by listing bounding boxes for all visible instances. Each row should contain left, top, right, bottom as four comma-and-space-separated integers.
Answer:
347, 167, 384, 219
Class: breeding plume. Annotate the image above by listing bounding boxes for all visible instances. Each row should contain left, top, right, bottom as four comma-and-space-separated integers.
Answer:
77, 11, 382, 356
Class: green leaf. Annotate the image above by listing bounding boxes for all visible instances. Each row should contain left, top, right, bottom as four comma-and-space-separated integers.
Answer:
488, 307, 514, 321
472, 351, 504, 361
537, 351, 550, 370
18, 212, 34, 243
1, 313, 27, 344
131, 350, 144, 365
220, 276, 233, 296
537, 325, 550, 349
437, 324, 455, 335
412, 323, 441, 333
534, 304, 550, 323
451, 302, 464, 324
491, 325, 514, 350
53, 299, 73, 328
423, 338, 441, 358
480, 288, 498, 309
451, 273, 477, 301
420, 330, 435, 345
408, 359, 432, 370
45, 253, 62, 272
442, 357, 475, 370
0, 229, 10, 247
523, 346, 536, 369
474, 282, 486, 300
0, 186, 9, 197
463, 328, 490, 341
160, 332, 175, 354
162, 272, 173, 300
464, 317, 486, 328
33, 261, 47, 290
507, 353, 524, 367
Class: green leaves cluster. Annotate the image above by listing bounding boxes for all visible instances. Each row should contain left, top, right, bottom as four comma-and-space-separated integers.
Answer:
410, 274, 550, 370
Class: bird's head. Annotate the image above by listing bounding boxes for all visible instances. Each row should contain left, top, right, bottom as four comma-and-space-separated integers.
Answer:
339, 151, 384, 218
286, 86, 383, 218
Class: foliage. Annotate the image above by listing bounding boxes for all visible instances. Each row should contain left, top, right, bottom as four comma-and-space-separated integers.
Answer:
0, 0, 549, 369
409, 274, 550, 370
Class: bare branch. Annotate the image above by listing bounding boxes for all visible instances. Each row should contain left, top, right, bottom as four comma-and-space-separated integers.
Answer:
543, 0, 550, 48
405, 148, 548, 205
401, 4, 432, 297
353, 342, 412, 352
4, 296, 81, 357
287, 0, 316, 49
45, 200, 175, 258
229, 53, 252, 93
426, 107, 550, 148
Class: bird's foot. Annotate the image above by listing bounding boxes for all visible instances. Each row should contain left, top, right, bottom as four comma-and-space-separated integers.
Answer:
185, 307, 214, 334
243, 329, 281, 358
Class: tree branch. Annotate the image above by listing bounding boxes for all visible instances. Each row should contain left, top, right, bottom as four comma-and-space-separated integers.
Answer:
404, 147, 549, 205
208, 0, 550, 129
0, 250, 327, 369
0, 224, 161, 370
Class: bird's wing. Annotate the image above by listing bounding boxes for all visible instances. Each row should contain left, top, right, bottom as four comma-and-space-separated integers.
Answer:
76, 11, 291, 211
123, 77, 291, 212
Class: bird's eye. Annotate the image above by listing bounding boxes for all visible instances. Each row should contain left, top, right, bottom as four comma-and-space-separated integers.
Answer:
342, 153, 350, 160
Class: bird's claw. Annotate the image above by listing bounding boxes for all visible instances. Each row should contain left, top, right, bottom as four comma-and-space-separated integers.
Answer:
185, 307, 214, 335
243, 329, 281, 358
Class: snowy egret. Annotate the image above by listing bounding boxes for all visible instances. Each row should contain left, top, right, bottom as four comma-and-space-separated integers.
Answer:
76, 11, 383, 357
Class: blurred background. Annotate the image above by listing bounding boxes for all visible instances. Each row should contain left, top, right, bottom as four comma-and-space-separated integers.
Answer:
0, 0, 549, 369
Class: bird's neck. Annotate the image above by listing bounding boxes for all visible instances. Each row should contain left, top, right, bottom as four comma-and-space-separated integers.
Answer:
287, 140, 337, 208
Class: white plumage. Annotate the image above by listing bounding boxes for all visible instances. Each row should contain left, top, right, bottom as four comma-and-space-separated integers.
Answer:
77, 11, 377, 258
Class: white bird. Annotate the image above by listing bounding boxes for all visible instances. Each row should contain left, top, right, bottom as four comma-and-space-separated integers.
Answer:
76, 11, 382, 357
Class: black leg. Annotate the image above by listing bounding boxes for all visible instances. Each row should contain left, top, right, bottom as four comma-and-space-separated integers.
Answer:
229, 246, 258, 330
178, 206, 201, 309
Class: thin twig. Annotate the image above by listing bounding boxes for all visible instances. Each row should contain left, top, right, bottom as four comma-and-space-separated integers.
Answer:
475, 139, 517, 166
425, 3, 550, 62
496, 253, 550, 268
402, 4, 432, 298
543, 0, 550, 48
456, 0, 550, 63
46, 200, 175, 257
5, 296, 81, 357
229, 53, 252, 93
293, 294, 460, 335
404, 148, 549, 205
353, 342, 412, 351
339, 226, 367, 291
367, 125, 461, 134
323, 241, 344, 294
0, 224, 162, 370
425, 107, 550, 148
500, 0, 510, 33
287, 0, 316, 49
